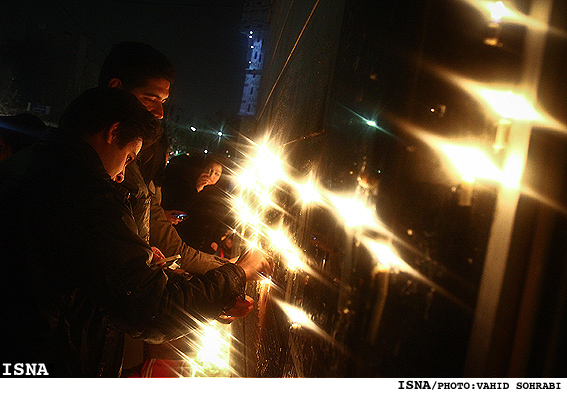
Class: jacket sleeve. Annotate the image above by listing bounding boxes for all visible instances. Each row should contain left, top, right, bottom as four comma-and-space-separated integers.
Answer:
149, 193, 226, 274
121, 162, 151, 243
78, 187, 245, 344
137, 263, 245, 343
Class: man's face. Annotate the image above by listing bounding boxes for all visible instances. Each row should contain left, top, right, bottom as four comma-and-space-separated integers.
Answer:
129, 77, 170, 119
101, 137, 143, 183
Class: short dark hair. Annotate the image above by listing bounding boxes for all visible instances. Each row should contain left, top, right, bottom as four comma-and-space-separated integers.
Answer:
99, 42, 175, 90
204, 154, 225, 170
59, 87, 162, 148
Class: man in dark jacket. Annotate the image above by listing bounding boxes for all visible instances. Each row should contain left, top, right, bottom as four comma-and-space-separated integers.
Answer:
0, 87, 268, 377
100, 41, 229, 276
99, 42, 257, 375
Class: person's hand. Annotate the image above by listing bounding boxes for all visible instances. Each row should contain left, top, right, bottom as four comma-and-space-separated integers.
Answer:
217, 295, 254, 323
150, 246, 166, 266
164, 210, 186, 225
195, 173, 210, 193
235, 248, 271, 282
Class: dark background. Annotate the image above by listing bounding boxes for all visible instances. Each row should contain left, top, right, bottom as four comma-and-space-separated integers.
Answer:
0, 0, 248, 127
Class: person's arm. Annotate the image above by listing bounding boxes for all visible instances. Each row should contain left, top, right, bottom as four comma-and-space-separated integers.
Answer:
149, 194, 225, 274
79, 189, 267, 344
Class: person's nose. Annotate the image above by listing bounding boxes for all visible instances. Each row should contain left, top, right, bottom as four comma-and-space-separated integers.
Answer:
150, 102, 164, 119
115, 171, 125, 183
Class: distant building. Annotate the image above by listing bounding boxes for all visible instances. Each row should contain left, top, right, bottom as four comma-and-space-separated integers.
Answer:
239, 0, 272, 117
0, 26, 100, 123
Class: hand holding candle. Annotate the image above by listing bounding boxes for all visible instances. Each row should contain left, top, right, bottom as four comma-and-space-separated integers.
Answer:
217, 295, 255, 323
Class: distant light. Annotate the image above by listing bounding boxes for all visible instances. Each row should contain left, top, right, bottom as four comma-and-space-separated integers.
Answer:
366, 119, 377, 127
251, 46, 254, 49
204, 149, 208, 154
249, 35, 253, 39
249, 31, 253, 34
218, 131, 223, 136
190, 126, 197, 132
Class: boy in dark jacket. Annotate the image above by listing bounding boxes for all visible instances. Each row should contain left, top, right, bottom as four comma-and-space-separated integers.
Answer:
0, 87, 268, 377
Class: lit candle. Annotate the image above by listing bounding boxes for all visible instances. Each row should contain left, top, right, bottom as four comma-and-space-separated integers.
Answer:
368, 264, 390, 345
257, 277, 272, 327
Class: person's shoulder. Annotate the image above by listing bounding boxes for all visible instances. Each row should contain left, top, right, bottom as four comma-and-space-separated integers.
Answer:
0, 139, 52, 176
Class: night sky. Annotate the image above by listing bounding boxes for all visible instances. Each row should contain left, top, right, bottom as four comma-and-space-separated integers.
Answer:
0, 0, 248, 124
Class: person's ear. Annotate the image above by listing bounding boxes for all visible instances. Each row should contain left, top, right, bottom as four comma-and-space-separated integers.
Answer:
107, 78, 123, 89
103, 122, 121, 144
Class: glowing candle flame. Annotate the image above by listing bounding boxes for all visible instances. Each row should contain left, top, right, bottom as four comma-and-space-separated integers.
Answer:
476, 89, 542, 121
488, 1, 511, 22
295, 181, 322, 204
328, 195, 379, 228
268, 229, 304, 271
237, 168, 256, 189
280, 303, 310, 326
282, 250, 303, 271
274, 300, 345, 350
438, 141, 524, 190
364, 240, 405, 271
197, 325, 228, 366
182, 320, 233, 377
252, 145, 285, 186
438, 142, 502, 183
258, 190, 273, 207
268, 229, 294, 250
235, 197, 262, 227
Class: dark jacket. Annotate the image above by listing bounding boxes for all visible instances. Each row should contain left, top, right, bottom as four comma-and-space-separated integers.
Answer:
122, 162, 152, 243
0, 130, 245, 377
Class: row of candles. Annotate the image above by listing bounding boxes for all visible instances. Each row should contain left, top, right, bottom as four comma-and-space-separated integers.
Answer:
183, 1, 567, 373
